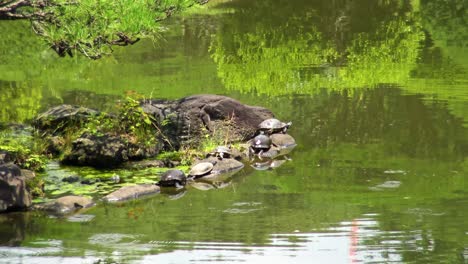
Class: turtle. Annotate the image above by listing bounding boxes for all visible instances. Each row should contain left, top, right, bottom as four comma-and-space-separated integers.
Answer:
156, 170, 187, 188
257, 118, 292, 135
249, 134, 273, 157
206, 145, 232, 160
188, 161, 215, 178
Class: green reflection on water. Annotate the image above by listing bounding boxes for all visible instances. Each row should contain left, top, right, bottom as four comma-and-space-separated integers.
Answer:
210, 0, 425, 94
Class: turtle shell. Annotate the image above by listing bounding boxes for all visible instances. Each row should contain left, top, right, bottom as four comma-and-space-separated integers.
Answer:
258, 118, 291, 134
251, 134, 272, 149
189, 162, 214, 177
157, 170, 187, 187
214, 146, 231, 155
207, 146, 232, 159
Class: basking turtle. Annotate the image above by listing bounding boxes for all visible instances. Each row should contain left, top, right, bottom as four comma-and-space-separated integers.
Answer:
258, 118, 292, 135
156, 170, 187, 188
249, 134, 272, 156
206, 146, 232, 160
188, 161, 215, 178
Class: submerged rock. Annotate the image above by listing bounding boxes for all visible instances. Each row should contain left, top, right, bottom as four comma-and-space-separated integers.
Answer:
102, 184, 161, 203
0, 163, 32, 213
33, 195, 94, 215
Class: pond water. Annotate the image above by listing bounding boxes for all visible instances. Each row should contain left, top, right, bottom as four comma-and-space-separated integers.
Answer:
0, 0, 467, 263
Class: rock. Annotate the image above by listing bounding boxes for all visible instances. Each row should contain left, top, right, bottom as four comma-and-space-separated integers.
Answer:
192, 157, 244, 181
271, 133, 297, 148
19, 169, 36, 181
36, 95, 274, 168
0, 163, 32, 213
142, 94, 274, 148
0, 150, 15, 164
33, 105, 100, 135
270, 133, 297, 155
62, 133, 161, 168
102, 184, 161, 203
33, 195, 94, 215
46, 136, 66, 155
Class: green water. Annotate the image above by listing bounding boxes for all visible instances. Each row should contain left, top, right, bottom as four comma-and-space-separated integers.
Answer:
0, 0, 467, 263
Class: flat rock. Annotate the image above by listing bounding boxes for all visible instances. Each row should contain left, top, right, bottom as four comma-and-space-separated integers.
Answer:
33, 195, 94, 215
102, 184, 161, 203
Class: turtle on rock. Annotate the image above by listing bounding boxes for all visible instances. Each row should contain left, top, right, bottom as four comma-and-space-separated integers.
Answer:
257, 118, 292, 135
188, 161, 216, 179
249, 134, 279, 159
206, 146, 232, 160
156, 170, 187, 189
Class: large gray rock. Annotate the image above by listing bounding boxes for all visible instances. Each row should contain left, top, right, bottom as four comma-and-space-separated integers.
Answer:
142, 94, 274, 148
33, 195, 94, 215
36, 95, 273, 168
0, 163, 32, 213
102, 184, 161, 203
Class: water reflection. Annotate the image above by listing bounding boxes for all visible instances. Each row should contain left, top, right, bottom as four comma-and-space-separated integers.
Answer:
1, 214, 411, 264
0, 0, 467, 263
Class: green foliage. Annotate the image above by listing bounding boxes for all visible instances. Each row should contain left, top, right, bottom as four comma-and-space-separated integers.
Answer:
0, 130, 48, 171
26, 174, 46, 198
79, 95, 159, 147
420, 0, 467, 47
4, 0, 207, 58
116, 97, 154, 141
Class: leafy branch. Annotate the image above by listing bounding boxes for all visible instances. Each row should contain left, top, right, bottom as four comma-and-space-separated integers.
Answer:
0, 0, 209, 59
